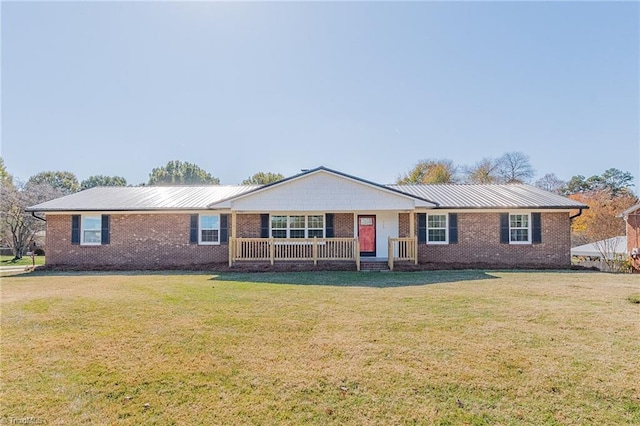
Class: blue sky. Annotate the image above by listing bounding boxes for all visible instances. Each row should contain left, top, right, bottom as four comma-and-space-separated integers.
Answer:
2, 1, 638, 188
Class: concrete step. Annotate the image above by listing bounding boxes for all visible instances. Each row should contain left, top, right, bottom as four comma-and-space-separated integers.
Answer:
360, 261, 390, 272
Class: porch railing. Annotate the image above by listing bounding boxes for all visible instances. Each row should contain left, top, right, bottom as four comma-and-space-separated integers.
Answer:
388, 237, 418, 271
229, 237, 361, 270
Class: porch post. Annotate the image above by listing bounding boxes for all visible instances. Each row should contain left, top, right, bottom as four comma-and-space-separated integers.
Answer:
269, 237, 275, 265
409, 212, 415, 238
231, 212, 237, 238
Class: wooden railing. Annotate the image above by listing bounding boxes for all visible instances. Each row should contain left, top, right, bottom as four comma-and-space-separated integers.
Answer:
388, 237, 418, 270
229, 237, 361, 270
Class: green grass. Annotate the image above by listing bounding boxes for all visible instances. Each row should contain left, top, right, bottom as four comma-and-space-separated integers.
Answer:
1, 270, 639, 425
0, 254, 45, 267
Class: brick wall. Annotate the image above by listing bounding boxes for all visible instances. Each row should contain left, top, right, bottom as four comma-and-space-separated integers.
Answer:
46, 214, 228, 268
416, 212, 571, 268
236, 214, 262, 238
334, 213, 354, 238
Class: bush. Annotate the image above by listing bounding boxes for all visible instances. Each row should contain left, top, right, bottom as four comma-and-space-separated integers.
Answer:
34, 248, 45, 256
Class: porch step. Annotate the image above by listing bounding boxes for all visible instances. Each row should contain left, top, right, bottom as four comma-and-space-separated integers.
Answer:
360, 261, 390, 272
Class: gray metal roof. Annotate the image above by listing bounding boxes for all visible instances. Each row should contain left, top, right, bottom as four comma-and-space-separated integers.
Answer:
27, 185, 261, 212
387, 183, 587, 209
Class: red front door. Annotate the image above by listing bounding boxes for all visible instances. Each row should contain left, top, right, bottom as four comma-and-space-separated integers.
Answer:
358, 215, 376, 257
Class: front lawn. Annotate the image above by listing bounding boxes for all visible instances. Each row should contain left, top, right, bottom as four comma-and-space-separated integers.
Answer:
0, 254, 45, 267
1, 270, 638, 425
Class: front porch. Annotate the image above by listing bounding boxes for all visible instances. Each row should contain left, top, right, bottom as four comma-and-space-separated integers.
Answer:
228, 237, 418, 271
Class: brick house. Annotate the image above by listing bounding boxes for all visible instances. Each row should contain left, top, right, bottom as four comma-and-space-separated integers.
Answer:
620, 203, 640, 271
28, 167, 587, 271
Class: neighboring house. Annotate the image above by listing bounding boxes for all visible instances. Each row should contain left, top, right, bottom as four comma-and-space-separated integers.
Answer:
27, 167, 587, 271
571, 237, 627, 259
620, 203, 640, 271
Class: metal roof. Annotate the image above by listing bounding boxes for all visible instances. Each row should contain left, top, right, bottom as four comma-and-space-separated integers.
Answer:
27, 185, 261, 212
387, 183, 588, 209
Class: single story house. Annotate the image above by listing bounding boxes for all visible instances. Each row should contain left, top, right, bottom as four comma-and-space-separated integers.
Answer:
27, 167, 588, 271
620, 203, 640, 271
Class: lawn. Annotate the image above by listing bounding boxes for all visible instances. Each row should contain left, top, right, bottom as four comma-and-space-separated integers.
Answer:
1, 270, 638, 425
0, 254, 45, 267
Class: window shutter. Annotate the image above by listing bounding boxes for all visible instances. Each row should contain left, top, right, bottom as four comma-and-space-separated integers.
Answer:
325, 213, 334, 238
101, 215, 110, 245
500, 213, 509, 244
448, 213, 458, 244
190, 214, 198, 244
532, 213, 542, 244
71, 215, 80, 245
260, 214, 269, 238
418, 213, 427, 243
220, 214, 229, 244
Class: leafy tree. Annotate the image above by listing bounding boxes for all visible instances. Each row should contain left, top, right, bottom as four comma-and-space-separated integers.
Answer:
80, 175, 128, 190
497, 152, 535, 183
562, 169, 635, 196
0, 157, 13, 188
1, 181, 64, 259
148, 160, 220, 185
28, 171, 79, 194
242, 172, 284, 185
534, 173, 566, 194
569, 191, 638, 269
463, 157, 502, 184
397, 159, 458, 184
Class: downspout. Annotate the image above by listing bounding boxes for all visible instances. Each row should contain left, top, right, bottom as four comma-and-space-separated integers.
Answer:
569, 209, 583, 220
31, 212, 46, 222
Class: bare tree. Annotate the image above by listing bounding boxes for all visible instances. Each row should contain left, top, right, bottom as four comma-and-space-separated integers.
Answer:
463, 157, 502, 184
497, 152, 535, 183
0, 181, 63, 259
535, 173, 566, 194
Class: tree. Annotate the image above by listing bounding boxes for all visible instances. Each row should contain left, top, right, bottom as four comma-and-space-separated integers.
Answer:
397, 159, 458, 184
0, 157, 13, 188
497, 152, 535, 183
569, 191, 638, 271
463, 157, 502, 184
148, 160, 220, 185
80, 175, 128, 190
534, 173, 566, 194
1, 181, 64, 259
562, 169, 635, 196
28, 171, 79, 194
242, 172, 284, 185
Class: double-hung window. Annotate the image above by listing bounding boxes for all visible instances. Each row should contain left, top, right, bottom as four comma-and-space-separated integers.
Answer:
509, 213, 530, 244
270, 214, 325, 238
427, 214, 448, 244
199, 215, 220, 244
82, 215, 102, 245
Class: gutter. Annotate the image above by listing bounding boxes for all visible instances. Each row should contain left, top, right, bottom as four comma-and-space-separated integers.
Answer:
31, 212, 46, 222
569, 209, 583, 220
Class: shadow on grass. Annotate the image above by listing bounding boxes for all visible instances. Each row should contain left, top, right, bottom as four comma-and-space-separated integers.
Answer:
209, 270, 500, 288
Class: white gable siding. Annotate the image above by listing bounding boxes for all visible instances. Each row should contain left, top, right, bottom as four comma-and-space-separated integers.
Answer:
231, 172, 416, 212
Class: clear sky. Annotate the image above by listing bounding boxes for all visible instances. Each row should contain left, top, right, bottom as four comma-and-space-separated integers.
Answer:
2, 1, 639, 188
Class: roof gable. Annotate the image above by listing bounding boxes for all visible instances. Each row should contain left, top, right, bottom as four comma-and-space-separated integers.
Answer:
209, 167, 436, 211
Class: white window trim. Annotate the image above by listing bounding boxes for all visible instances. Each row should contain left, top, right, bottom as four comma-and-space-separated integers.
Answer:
81, 214, 102, 246
509, 212, 531, 245
270, 214, 325, 239
427, 213, 448, 245
199, 214, 221, 245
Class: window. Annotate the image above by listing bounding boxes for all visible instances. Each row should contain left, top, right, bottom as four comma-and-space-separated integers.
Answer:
270, 215, 325, 238
427, 214, 448, 243
509, 213, 530, 244
199, 215, 220, 244
82, 215, 102, 245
